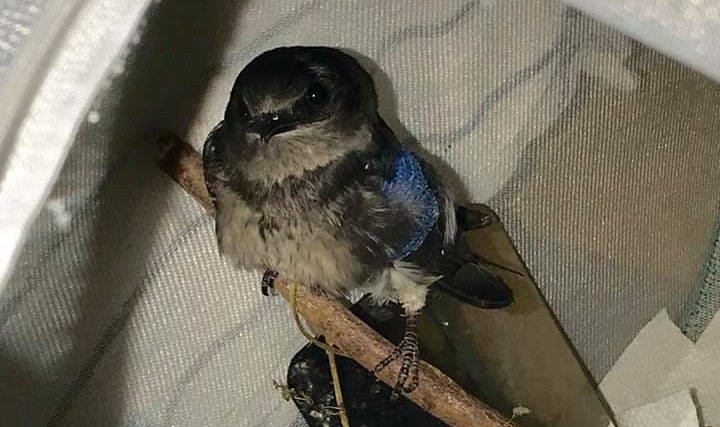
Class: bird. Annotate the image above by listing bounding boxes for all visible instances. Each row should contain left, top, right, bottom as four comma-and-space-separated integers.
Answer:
202, 46, 513, 396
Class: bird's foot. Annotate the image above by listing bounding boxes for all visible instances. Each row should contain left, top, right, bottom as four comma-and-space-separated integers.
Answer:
373, 312, 419, 400
261, 269, 278, 296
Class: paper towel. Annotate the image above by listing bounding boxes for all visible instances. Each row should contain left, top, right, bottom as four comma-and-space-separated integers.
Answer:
601, 309, 720, 426
611, 390, 699, 427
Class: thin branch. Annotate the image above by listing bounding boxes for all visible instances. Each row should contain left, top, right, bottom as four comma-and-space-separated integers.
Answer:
156, 133, 514, 427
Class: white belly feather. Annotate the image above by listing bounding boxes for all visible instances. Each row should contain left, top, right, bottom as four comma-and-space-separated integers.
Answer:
214, 186, 360, 292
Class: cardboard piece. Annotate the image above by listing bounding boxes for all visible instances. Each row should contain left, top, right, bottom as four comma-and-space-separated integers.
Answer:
425, 205, 613, 426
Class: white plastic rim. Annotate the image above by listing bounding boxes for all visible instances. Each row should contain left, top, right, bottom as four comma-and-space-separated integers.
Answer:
0, 0, 154, 297
561, 0, 720, 83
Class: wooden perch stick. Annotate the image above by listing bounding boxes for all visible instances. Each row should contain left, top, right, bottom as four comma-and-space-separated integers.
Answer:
156, 133, 514, 427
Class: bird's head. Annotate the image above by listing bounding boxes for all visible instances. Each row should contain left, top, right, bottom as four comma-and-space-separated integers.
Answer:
217, 46, 380, 184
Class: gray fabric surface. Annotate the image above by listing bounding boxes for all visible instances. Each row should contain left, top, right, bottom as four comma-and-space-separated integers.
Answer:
1, 0, 719, 426
491, 47, 720, 375
684, 221, 720, 341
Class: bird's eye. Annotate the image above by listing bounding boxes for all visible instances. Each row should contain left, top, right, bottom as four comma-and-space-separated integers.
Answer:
303, 82, 330, 110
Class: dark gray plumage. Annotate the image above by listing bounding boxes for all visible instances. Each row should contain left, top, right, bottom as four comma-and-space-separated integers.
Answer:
203, 46, 512, 394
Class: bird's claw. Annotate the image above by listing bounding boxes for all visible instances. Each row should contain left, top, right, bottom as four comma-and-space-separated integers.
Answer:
373, 313, 419, 400
261, 269, 278, 296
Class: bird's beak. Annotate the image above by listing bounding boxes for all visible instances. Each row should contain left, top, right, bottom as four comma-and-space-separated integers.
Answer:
246, 114, 299, 142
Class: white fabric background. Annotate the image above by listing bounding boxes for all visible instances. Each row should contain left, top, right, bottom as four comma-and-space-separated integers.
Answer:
1, 1, 719, 426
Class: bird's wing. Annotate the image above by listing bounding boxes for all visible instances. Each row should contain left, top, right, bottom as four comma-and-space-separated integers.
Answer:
381, 149, 441, 260
382, 150, 513, 309
414, 155, 457, 247
371, 118, 512, 309
372, 118, 453, 253
202, 121, 226, 208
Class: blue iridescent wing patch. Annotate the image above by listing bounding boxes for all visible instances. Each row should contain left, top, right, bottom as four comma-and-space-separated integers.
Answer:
382, 150, 440, 259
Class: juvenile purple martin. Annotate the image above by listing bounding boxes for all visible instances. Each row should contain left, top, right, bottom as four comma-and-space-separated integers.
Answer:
203, 46, 512, 395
